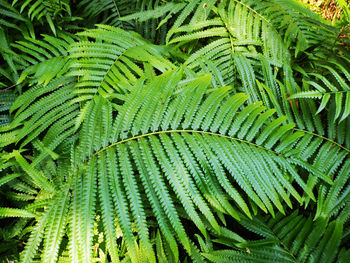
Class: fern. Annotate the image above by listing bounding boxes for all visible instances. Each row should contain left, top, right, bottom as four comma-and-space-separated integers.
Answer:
169, 0, 292, 66
203, 211, 345, 263
12, 0, 71, 35
12, 33, 76, 85
77, 0, 135, 29
0, 1, 349, 262
5, 70, 344, 262
69, 25, 176, 100
0, 0, 33, 37
245, 0, 338, 56
290, 58, 350, 123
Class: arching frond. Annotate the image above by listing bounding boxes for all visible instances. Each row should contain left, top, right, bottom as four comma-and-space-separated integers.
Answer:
68, 25, 177, 101
245, 0, 338, 56
171, 0, 290, 67
0, 1, 349, 262
13, 33, 76, 85
63, 71, 333, 261
3, 70, 341, 262
1, 77, 79, 154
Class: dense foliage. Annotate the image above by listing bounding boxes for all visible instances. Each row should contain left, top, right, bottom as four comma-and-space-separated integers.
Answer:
0, 0, 349, 262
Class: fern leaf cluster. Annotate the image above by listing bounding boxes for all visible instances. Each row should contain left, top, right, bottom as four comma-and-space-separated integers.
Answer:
0, 0, 349, 262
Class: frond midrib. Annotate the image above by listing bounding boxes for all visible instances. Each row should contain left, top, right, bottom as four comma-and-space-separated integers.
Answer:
89, 129, 286, 161
88, 126, 350, 163
231, 0, 272, 27
294, 128, 350, 153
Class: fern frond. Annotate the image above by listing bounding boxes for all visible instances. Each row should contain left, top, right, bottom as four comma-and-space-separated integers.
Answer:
10, 150, 55, 192
69, 25, 176, 101
0, 207, 35, 218
13, 33, 75, 85
119, 2, 186, 23
77, 0, 135, 29
42, 184, 70, 263
0, 0, 33, 37
173, 0, 290, 68
12, 0, 71, 35
20, 211, 49, 263
204, 211, 344, 262
1, 2, 348, 261
57, 71, 336, 261
289, 59, 350, 123
0, 173, 21, 187
245, 0, 338, 56
5, 77, 79, 151
0, 90, 16, 127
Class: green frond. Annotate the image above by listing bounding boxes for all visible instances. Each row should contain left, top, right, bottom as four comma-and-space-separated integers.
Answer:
42, 184, 70, 263
245, 0, 338, 56
203, 246, 296, 263
319, 158, 350, 219
289, 60, 350, 123
0, 207, 35, 218
0, 0, 33, 37
12, 0, 71, 35
67, 178, 82, 262
204, 211, 345, 262
4, 77, 79, 152
39, 71, 336, 261
69, 25, 176, 103
77, 0, 136, 30
97, 152, 121, 263
1, 1, 349, 261
0, 90, 16, 127
120, 2, 186, 24
13, 33, 75, 85
0, 173, 21, 187
20, 211, 49, 263
11, 150, 55, 192
118, 143, 156, 262
174, 0, 290, 70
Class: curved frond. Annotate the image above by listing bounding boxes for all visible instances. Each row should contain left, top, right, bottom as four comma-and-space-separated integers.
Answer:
172, 0, 290, 67
0, 1, 349, 262
65, 71, 332, 260
13, 33, 75, 85
69, 25, 176, 101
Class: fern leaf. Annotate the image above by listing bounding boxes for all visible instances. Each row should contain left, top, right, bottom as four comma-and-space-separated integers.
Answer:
97, 152, 121, 263
42, 185, 70, 263
0, 207, 35, 218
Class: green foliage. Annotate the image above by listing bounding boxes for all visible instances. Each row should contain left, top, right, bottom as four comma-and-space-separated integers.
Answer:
0, 0, 349, 262
203, 211, 347, 263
